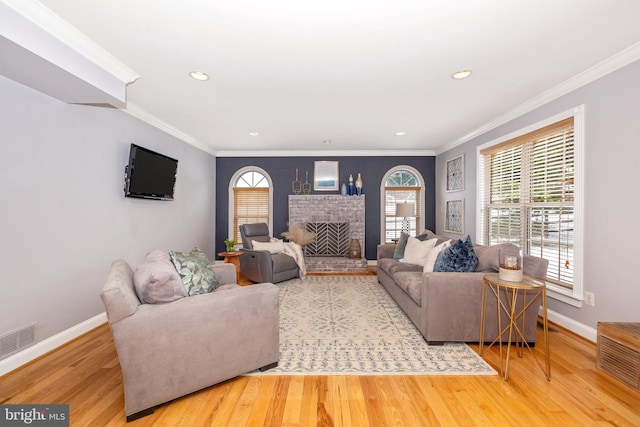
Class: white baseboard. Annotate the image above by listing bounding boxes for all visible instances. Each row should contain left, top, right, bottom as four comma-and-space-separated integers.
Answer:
545, 308, 597, 343
0, 304, 596, 378
0, 312, 107, 377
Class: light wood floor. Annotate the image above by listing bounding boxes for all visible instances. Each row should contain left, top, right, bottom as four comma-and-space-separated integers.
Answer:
2, 274, 640, 426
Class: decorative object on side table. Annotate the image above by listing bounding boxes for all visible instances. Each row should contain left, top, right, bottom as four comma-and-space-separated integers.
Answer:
355, 172, 363, 195
498, 246, 523, 282
395, 202, 415, 234
224, 238, 237, 253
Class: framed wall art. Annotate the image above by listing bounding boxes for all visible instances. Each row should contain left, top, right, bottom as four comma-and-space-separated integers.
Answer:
313, 161, 339, 191
446, 154, 464, 192
444, 199, 464, 234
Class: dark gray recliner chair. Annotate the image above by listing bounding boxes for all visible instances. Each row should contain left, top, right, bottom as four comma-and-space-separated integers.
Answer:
239, 223, 299, 283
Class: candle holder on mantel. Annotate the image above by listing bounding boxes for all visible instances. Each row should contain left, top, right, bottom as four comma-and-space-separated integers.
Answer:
292, 168, 302, 194
302, 171, 311, 194
498, 246, 523, 282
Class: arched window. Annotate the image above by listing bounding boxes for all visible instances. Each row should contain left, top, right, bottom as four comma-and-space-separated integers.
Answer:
380, 166, 425, 243
228, 167, 273, 243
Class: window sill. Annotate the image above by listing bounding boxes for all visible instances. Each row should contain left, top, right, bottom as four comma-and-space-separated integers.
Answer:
547, 282, 583, 308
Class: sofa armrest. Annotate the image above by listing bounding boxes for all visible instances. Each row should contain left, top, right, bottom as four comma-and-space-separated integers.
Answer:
377, 243, 396, 260
238, 249, 274, 282
211, 263, 236, 285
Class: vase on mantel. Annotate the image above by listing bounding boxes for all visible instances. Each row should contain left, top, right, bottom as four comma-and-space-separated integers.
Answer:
348, 174, 354, 195
341, 183, 347, 196
355, 173, 363, 195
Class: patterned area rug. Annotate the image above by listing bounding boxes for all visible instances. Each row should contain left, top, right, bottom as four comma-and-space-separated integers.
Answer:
253, 275, 495, 376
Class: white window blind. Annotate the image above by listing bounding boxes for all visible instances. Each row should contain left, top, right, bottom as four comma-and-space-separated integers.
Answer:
233, 187, 269, 243
384, 186, 421, 242
479, 117, 575, 289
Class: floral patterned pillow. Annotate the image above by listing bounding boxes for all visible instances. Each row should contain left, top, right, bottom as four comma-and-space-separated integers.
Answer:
169, 247, 219, 296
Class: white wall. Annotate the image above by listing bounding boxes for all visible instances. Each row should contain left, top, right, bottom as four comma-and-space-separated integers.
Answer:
436, 58, 640, 330
0, 75, 216, 350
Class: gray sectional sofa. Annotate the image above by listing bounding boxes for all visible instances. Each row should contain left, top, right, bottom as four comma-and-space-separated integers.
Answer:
377, 231, 549, 344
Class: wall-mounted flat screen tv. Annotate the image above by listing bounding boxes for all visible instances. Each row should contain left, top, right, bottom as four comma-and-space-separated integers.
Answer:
124, 144, 178, 200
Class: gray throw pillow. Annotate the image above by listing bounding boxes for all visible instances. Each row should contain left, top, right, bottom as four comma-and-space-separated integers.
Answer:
433, 235, 479, 272
134, 249, 187, 304
393, 232, 430, 259
169, 247, 220, 296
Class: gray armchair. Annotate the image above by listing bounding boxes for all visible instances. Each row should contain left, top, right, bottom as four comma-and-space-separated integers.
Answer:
239, 223, 299, 283
101, 259, 279, 421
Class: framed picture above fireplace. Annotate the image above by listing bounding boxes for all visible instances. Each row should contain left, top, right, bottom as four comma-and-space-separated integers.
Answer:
314, 161, 339, 191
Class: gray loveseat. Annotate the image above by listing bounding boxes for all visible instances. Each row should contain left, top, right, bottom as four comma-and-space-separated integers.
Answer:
377, 231, 548, 344
101, 258, 279, 421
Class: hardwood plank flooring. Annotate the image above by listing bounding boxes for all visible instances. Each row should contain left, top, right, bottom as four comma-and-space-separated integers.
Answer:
2, 273, 640, 426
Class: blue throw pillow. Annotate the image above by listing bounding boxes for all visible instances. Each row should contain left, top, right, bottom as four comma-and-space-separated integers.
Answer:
393, 232, 430, 259
433, 235, 479, 272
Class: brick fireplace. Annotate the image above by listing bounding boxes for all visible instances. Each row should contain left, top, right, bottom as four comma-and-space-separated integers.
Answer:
288, 195, 367, 272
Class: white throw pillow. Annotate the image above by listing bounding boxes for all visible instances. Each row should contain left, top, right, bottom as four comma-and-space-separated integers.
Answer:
400, 236, 438, 265
423, 240, 452, 272
252, 239, 285, 254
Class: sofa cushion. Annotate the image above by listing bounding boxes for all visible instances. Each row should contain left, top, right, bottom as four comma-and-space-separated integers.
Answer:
378, 258, 423, 276
393, 232, 430, 259
400, 236, 438, 265
169, 247, 220, 296
134, 249, 187, 304
393, 271, 424, 306
434, 235, 479, 272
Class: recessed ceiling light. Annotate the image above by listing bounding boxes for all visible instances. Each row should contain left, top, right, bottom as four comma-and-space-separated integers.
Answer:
452, 69, 472, 80
248, 132, 260, 136
323, 140, 332, 144
189, 70, 209, 81
395, 131, 407, 136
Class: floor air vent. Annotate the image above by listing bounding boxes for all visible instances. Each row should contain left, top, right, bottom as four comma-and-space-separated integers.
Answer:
0, 323, 36, 360
597, 322, 640, 390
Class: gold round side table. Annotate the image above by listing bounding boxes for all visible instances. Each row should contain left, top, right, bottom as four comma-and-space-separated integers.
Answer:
479, 273, 551, 381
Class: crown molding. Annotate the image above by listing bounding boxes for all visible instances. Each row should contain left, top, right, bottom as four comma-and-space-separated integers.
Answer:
437, 41, 640, 155
214, 150, 436, 158
2, 0, 139, 84
122, 103, 217, 155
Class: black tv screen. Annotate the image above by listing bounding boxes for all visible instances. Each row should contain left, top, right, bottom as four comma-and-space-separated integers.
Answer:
124, 144, 178, 200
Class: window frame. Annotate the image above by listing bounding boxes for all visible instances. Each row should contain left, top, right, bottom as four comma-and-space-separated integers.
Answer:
476, 105, 585, 307
380, 166, 426, 244
228, 166, 274, 243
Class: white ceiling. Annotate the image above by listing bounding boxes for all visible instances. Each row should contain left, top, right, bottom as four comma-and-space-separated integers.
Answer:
28, 1, 640, 154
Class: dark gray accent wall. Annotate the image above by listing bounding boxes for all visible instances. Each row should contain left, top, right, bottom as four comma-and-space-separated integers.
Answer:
216, 156, 435, 260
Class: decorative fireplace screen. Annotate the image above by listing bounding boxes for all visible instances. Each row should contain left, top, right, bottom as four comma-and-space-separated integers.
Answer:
304, 222, 350, 257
